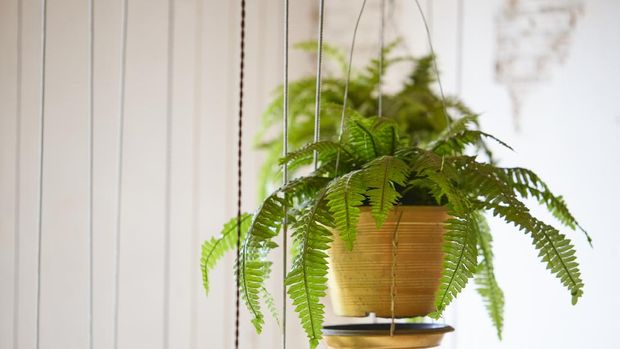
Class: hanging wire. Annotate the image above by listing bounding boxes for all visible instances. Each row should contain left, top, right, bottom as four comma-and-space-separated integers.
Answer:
451, 3, 464, 345
455, 0, 464, 95
234, 0, 247, 348
35, 0, 48, 347
88, 0, 95, 347
13, 1, 23, 348
413, 0, 451, 130
334, 0, 368, 176
312, 0, 325, 170
389, 209, 404, 337
113, 0, 129, 346
378, 0, 386, 118
163, 0, 175, 348
281, 0, 290, 348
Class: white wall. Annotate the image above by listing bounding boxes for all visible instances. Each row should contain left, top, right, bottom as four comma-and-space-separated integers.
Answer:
398, 0, 620, 348
1, 0, 619, 349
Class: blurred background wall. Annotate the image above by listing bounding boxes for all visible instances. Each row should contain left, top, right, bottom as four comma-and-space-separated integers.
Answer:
0, 0, 618, 348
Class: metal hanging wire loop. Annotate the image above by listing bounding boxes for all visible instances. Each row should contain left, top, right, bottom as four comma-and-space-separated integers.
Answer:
312, 0, 326, 170
413, 0, 451, 130
378, 0, 386, 118
334, 0, 368, 176
234, 0, 247, 348
35, 0, 48, 348
113, 0, 128, 347
13, 0, 24, 347
282, 0, 290, 348
163, 0, 175, 348
88, 0, 95, 347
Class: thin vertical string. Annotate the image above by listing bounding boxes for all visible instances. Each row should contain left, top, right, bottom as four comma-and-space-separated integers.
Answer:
455, 0, 464, 95
189, 0, 203, 347
13, 1, 23, 348
234, 1, 247, 348
389, 209, 403, 337
281, 0, 289, 348
377, 2, 387, 327
113, 0, 129, 347
35, 0, 48, 347
334, 0, 367, 176
413, 0, 450, 130
163, 0, 174, 348
312, 0, 325, 170
451, 2, 464, 344
88, 0, 95, 347
378, 0, 385, 118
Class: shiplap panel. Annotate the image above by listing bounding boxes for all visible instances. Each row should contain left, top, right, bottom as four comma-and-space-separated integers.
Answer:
168, 0, 197, 348
0, 0, 19, 348
116, 0, 169, 347
196, 0, 235, 348
38, 0, 91, 347
91, 0, 123, 347
11, 0, 46, 347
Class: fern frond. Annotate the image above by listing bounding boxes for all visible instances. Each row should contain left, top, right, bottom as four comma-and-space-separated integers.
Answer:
457, 159, 585, 304
286, 188, 333, 349
201, 213, 253, 295
279, 140, 354, 172
347, 116, 379, 161
502, 167, 592, 246
240, 192, 285, 332
362, 156, 410, 228
294, 41, 349, 75
474, 213, 504, 339
432, 130, 513, 156
326, 170, 366, 250
262, 286, 281, 328
432, 211, 479, 317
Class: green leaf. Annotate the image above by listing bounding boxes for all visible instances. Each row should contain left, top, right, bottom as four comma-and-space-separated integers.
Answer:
432, 211, 479, 317
239, 192, 285, 333
501, 167, 592, 246
362, 156, 410, 228
474, 213, 505, 339
286, 188, 333, 348
201, 213, 253, 295
326, 170, 366, 250
457, 158, 585, 304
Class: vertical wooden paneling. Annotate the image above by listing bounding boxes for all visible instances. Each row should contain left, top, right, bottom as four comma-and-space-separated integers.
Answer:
0, 0, 19, 347
1, 1, 315, 348
117, 0, 168, 347
196, 0, 234, 347
39, 0, 90, 347
11, 0, 45, 348
92, 0, 123, 347
167, 0, 197, 348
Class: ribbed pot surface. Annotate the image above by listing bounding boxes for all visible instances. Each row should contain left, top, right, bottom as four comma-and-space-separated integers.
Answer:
328, 206, 447, 317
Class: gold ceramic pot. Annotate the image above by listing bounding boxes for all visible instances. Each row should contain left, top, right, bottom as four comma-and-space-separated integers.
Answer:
328, 206, 447, 318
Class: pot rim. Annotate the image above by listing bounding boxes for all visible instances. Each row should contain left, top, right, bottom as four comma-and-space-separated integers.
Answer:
322, 323, 454, 337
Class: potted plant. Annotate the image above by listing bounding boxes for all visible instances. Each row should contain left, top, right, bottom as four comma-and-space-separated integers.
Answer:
254, 42, 493, 198
201, 52, 590, 348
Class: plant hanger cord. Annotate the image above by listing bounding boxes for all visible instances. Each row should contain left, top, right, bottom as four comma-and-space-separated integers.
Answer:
313, 0, 326, 170
35, 1, 48, 348
235, 0, 247, 348
282, 0, 290, 347
378, 0, 386, 118
334, 0, 368, 176
413, 0, 451, 131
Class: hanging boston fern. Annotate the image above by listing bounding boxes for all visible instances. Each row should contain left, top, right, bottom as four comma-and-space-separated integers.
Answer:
201, 48, 590, 348
255, 42, 495, 198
